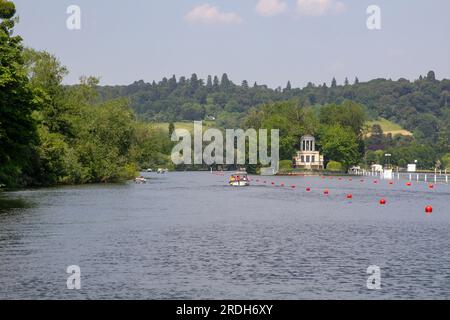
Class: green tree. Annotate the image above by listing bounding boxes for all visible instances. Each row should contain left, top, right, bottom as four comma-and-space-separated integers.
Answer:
318, 124, 361, 169
0, 1, 38, 187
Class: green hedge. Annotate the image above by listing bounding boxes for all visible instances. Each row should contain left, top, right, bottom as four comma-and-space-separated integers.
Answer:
326, 161, 344, 172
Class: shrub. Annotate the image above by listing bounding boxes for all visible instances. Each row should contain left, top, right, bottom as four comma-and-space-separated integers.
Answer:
326, 161, 344, 172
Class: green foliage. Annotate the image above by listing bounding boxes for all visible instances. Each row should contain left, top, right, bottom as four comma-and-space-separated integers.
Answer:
441, 153, 450, 170
326, 161, 343, 172
318, 125, 361, 169
279, 160, 293, 171
0, 0, 15, 19
0, 6, 38, 187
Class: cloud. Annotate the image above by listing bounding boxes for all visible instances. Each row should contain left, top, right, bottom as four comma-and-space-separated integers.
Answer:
296, 0, 345, 16
256, 0, 287, 17
185, 4, 242, 24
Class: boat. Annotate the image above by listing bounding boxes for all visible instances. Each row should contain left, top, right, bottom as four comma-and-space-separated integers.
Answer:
134, 176, 147, 184
229, 171, 250, 187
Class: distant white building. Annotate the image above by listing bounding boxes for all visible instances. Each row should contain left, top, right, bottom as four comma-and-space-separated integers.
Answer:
407, 164, 417, 172
293, 135, 324, 170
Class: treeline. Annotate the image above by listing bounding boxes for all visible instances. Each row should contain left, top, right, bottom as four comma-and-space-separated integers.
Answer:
97, 71, 450, 146
0, 2, 172, 188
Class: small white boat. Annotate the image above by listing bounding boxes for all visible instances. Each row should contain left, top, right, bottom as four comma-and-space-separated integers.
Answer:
229, 171, 250, 187
134, 176, 147, 184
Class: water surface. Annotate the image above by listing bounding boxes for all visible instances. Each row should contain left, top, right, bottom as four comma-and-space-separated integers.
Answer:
0, 172, 449, 299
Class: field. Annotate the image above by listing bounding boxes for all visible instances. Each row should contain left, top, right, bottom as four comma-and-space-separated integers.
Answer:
365, 118, 412, 137
151, 121, 216, 133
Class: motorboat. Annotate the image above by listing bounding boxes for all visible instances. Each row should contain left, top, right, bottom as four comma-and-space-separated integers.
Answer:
229, 171, 250, 187
134, 176, 147, 184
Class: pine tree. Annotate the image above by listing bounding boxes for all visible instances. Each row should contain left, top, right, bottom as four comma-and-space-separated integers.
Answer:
285, 81, 291, 91
241, 80, 249, 88
354, 77, 359, 85
220, 73, 230, 88
213, 75, 219, 89
331, 77, 337, 88
344, 77, 349, 86
206, 75, 213, 89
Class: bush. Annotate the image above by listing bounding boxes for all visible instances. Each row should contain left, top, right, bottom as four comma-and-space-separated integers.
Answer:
279, 160, 293, 171
326, 161, 344, 172
442, 153, 450, 170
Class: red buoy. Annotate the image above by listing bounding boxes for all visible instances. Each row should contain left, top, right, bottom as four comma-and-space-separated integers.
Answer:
349, 178, 353, 181
324, 189, 329, 195
379, 199, 386, 205
373, 180, 378, 184
360, 179, 364, 183
425, 206, 433, 214
271, 182, 275, 185
306, 187, 311, 192
389, 181, 394, 185
291, 185, 296, 189
429, 184, 434, 189
347, 194, 353, 199
281, 183, 285, 187
406, 182, 411, 186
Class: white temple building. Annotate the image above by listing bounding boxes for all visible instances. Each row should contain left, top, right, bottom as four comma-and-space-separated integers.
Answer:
293, 135, 324, 170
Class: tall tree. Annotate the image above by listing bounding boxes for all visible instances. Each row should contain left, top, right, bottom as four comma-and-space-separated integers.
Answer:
331, 77, 337, 88
0, 0, 39, 186
206, 75, 213, 89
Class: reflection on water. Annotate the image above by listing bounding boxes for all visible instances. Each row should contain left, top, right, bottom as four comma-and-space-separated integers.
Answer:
0, 172, 449, 299
0, 196, 32, 211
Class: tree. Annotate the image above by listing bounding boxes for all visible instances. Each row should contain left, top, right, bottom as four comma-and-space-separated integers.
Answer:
285, 81, 292, 91
220, 73, 230, 89
344, 77, 349, 86
354, 77, 359, 85
318, 124, 361, 169
0, 1, 38, 187
206, 75, 213, 89
168, 122, 175, 137
331, 77, 337, 88
241, 80, 249, 89
427, 70, 436, 81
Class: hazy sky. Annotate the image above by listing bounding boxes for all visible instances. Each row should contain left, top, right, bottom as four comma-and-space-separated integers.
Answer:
12, 0, 450, 88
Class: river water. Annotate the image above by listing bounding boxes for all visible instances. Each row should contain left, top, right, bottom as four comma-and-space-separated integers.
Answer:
0, 172, 449, 299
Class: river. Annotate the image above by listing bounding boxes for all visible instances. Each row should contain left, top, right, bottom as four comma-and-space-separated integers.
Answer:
0, 172, 449, 299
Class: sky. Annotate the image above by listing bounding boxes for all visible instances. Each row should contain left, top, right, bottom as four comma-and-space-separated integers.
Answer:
12, 0, 450, 88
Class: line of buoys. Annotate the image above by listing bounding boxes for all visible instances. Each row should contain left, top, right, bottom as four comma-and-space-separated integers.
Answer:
247, 176, 436, 217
